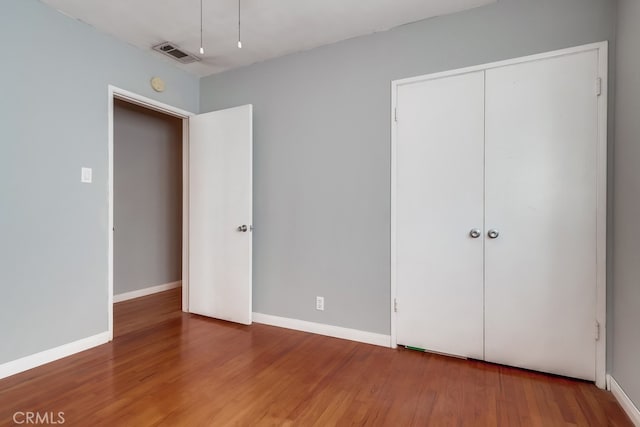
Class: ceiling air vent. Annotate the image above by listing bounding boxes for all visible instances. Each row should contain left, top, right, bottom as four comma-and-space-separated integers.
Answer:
152, 42, 200, 64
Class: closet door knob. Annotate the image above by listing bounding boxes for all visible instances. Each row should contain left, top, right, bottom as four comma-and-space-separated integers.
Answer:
469, 228, 481, 239
488, 229, 500, 239
237, 225, 248, 232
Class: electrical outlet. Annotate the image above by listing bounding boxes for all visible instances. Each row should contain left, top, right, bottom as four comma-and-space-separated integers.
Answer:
316, 296, 324, 311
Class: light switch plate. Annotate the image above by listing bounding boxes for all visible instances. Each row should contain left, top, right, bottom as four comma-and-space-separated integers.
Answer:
81, 167, 92, 183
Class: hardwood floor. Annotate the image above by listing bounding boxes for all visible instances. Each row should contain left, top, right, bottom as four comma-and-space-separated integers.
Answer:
0, 288, 631, 426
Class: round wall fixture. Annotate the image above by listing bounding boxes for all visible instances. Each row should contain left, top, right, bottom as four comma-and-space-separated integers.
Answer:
150, 77, 166, 92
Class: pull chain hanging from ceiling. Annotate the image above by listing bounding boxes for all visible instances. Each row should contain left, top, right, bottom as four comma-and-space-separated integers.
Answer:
237, 0, 242, 48
200, 0, 205, 54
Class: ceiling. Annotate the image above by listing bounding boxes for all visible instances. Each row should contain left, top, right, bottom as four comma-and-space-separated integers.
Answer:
41, 0, 496, 77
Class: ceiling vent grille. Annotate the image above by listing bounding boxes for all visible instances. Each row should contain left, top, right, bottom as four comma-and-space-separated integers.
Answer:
152, 42, 200, 64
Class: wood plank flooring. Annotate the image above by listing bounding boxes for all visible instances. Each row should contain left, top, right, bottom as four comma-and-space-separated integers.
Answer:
0, 288, 631, 426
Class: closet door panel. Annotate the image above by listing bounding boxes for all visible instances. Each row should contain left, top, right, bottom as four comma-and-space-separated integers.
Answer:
484, 51, 599, 380
395, 72, 485, 359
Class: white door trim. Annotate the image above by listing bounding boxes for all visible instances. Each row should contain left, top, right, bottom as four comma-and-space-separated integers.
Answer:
107, 85, 195, 341
390, 41, 608, 388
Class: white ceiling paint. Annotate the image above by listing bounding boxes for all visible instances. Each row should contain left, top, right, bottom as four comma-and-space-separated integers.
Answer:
40, 0, 495, 77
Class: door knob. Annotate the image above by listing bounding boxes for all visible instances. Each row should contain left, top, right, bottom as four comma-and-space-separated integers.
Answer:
237, 225, 248, 232
469, 228, 481, 239
487, 229, 500, 239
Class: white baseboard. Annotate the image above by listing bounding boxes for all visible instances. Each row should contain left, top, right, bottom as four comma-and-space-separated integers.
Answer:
114, 280, 182, 303
0, 332, 110, 380
252, 312, 391, 348
608, 374, 640, 426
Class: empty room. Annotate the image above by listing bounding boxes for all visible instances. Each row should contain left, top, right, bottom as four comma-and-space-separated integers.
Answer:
1, 0, 639, 425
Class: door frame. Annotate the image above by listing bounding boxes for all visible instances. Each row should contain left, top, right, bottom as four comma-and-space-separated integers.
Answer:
107, 85, 194, 341
390, 41, 608, 388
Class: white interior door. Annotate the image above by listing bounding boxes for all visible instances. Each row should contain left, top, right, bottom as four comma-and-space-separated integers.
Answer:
189, 105, 253, 325
484, 51, 599, 380
395, 72, 485, 359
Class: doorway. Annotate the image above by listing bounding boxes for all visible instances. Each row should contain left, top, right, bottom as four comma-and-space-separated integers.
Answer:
108, 86, 254, 340
107, 86, 193, 340
112, 99, 183, 337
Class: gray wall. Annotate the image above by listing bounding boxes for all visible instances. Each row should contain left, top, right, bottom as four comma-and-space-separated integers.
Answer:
613, 0, 640, 409
0, 0, 198, 364
200, 0, 616, 335
114, 100, 183, 295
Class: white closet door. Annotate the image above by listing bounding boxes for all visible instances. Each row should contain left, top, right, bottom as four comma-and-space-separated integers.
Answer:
484, 51, 599, 380
189, 105, 253, 325
395, 72, 485, 359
